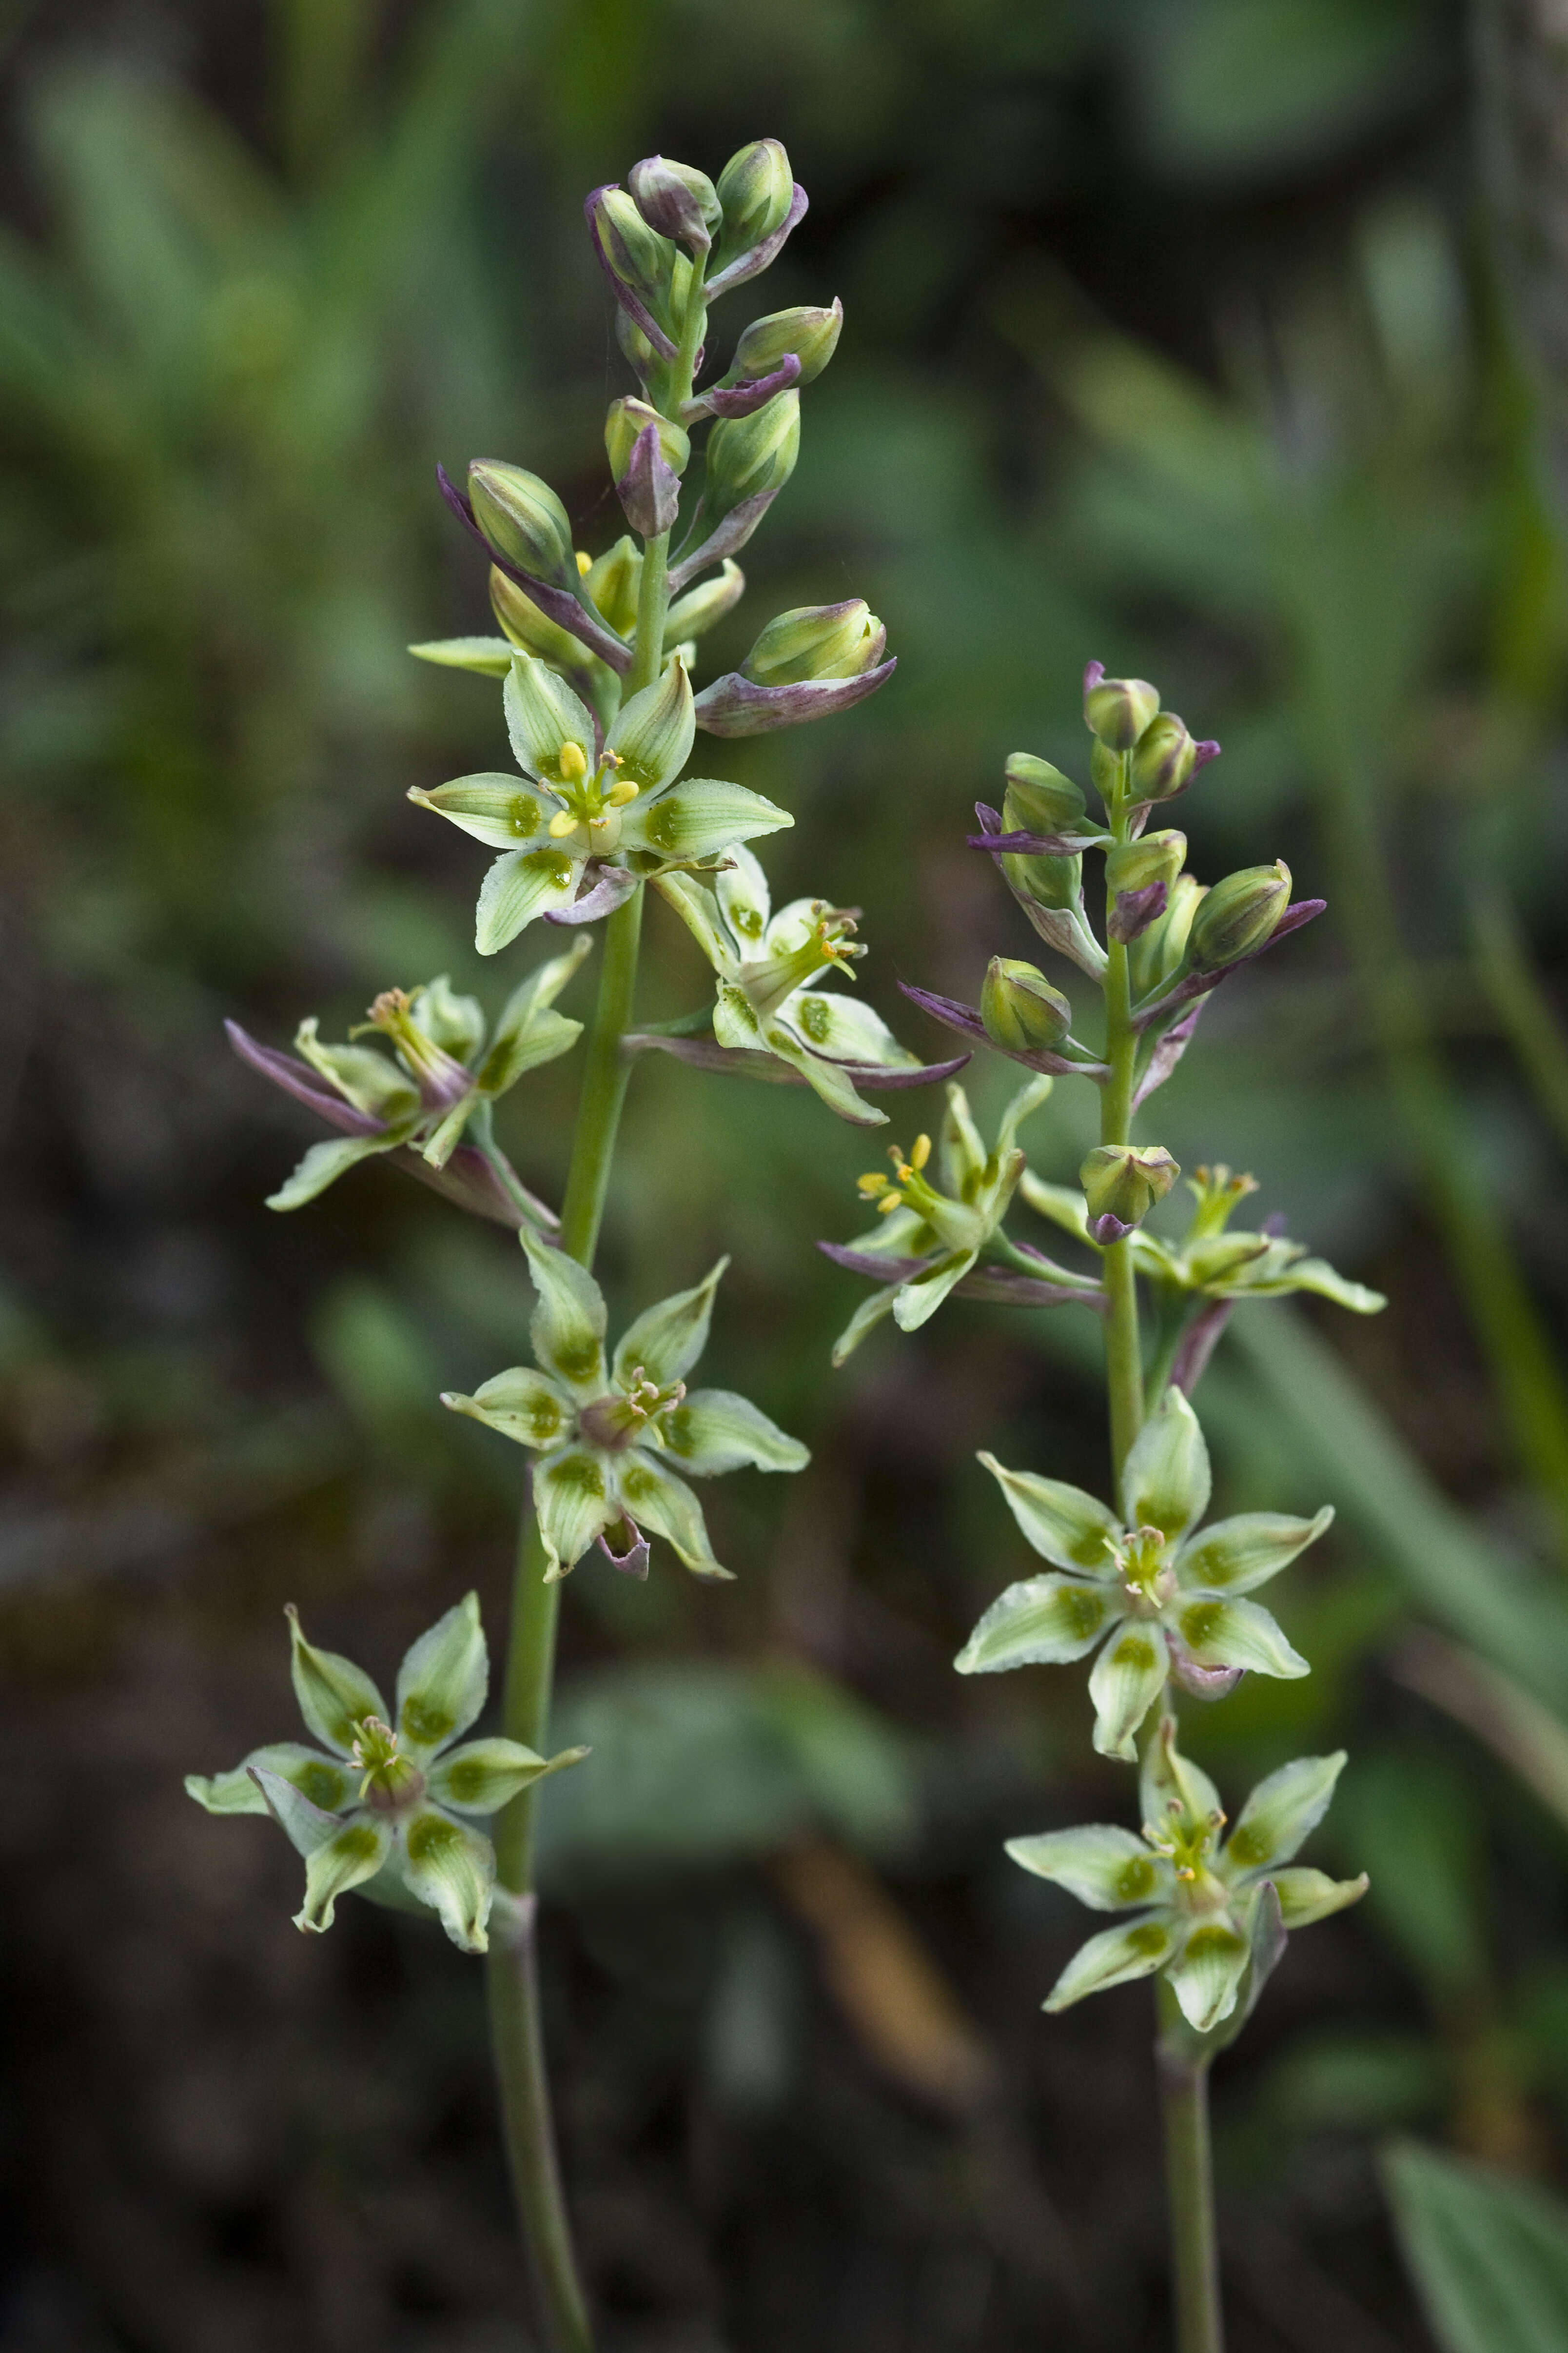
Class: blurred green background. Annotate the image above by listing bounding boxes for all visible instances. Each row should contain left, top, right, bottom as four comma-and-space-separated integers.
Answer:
10, 0, 1568, 2346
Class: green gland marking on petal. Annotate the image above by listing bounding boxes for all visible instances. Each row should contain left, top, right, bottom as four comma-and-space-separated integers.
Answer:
395, 1591, 488, 1759
955, 1574, 1115, 1674
400, 1807, 494, 1953
1121, 1385, 1211, 1543
978, 1455, 1122, 1573
298, 1819, 390, 1934
1043, 1915, 1176, 2012
1088, 1627, 1170, 1760
287, 1606, 389, 1756
1167, 1918, 1251, 2033
1176, 1596, 1309, 1678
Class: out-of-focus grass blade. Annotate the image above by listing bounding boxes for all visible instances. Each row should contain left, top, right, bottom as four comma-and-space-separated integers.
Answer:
1383, 2137, 1568, 2353
1392, 1627, 1568, 1836
1471, 885, 1568, 1164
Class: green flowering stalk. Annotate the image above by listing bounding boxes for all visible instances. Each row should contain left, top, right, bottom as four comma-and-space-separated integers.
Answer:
824, 663, 1378, 2353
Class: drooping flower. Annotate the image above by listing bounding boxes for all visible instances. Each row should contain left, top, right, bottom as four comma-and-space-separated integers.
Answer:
442, 1232, 808, 1581
226, 941, 591, 1222
956, 1386, 1328, 1759
1007, 1712, 1366, 2032
186, 1595, 585, 1953
639, 843, 966, 1125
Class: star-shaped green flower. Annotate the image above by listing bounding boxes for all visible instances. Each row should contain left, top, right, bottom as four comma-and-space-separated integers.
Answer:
442, 1232, 809, 1581
956, 1386, 1329, 1759
186, 1595, 585, 1953
409, 651, 792, 950
1008, 1712, 1366, 2032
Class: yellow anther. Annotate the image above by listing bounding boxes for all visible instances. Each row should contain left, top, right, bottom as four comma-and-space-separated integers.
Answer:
548, 809, 579, 838
606, 779, 639, 807
558, 740, 588, 782
909, 1133, 932, 1171
876, 1193, 903, 1215
857, 1172, 889, 1197
575, 549, 592, 577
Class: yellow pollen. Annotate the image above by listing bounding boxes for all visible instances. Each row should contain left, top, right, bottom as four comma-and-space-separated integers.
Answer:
909, 1134, 932, 1170
606, 779, 639, 806
575, 549, 592, 576
548, 810, 579, 838
876, 1193, 902, 1215
558, 740, 588, 782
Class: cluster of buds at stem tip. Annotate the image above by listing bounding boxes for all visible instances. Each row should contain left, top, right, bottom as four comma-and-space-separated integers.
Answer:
1082, 664, 1219, 807
1080, 1144, 1180, 1244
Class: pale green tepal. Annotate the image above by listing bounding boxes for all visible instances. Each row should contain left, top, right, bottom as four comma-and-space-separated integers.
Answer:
442, 1233, 809, 1582
409, 650, 792, 951
1008, 1713, 1367, 2032
957, 1386, 1328, 1759
186, 1595, 586, 1953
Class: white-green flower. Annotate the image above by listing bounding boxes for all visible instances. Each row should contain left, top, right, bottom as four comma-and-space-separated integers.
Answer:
409, 651, 792, 951
649, 843, 941, 1125
956, 1386, 1328, 1759
186, 1595, 584, 1953
1007, 1713, 1367, 2032
442, 1232, 809, 1582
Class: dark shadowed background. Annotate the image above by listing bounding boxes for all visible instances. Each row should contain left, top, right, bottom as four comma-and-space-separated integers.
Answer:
7, 0, 1568, 2347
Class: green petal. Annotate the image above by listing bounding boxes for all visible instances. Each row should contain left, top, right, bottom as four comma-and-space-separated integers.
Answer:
251, 1768, 390, 1933
293, 1021, 419, 1119
1222, 1751, 1347, 1877
1088, 1627, 1170, 1761
395, 1591, 489, 1760
442, 1365, 577, 1450
407, 973, 486, 1062
893, 1248, 978, 1332
830, 1283, 902, 1367
1018, 1170, 1090, 1240
533, 1444, 617, 1580
520, 1229, 608, 1397
1269, 1866, 1369, 1928
715, 843, 771, 949
1174, 1596, 1310, 1680
713, 985, 886, 1125
408, 633, 516, 676
651, 871, 734, 971
939, 1084, 987, 1196
1005, 1824, 1175, 1913
1121, 1385, 1210, 1541
618, 778, 793, 857
475, 845, 587, 954
398, 1803, 495, 1952
994, 1073, 1057, 1161
504, 654, 599, 784
613, 1258, 729, 1390
407, 773, 553, 849
266, 1132, 400, 1211
615, 1453, 733, 1580
1247, 1254, 1386, 1313
287, 1606, 388, 1756
1177, 1506, 1333, 1595
477, 934, 594, 1094
1044, 1914, 1177, 2011
606, 653, 695, 790
186, 1743, 353, 1817
658, 1387, 810, 1475
1138, 1712, 1222, 1841
1167, 1914, 1252, 2033
427, 1736, 590, 1815
782, 992, 918, 1068
978, 1453, 1122, 1573
954, 1574, 1117, 1674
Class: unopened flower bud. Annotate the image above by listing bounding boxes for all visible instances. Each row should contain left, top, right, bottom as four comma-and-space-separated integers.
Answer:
1083, 660, 1160, 752
714, 139, 795, 276
605, 397, 690, 481
585, 184, 681, 355
981, 958, 1072, 1052
733, 300, 843, 387
1130, 711, 1215, 801
1106, 830, 1186, 898
468, 461, 578, 591
1130, 873, 1206, 1000
627, 155, 721, 257
1001, 846, 1082, 913
1080, 1144, 1179, 1240
1002, 753, 1088, 839
1190, 862, 1292, 970
704, 388, 800, 523
489, 567, 599, 671
742, 599, 883, 687
582, 537, 643, 637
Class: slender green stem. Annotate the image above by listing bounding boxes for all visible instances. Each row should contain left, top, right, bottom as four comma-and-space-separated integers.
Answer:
1100, 764, 1144, 1482
1159, 2043, 1224, 2353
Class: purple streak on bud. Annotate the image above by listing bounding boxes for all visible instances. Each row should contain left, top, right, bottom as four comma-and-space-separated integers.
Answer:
1131, 1001, 1206, 1109
616, 422, 681, 536
1130, 898, 1328, 1033
598, 1517, 651, 1579
1166, 1640, 1243, 1701
666, 489, 782, 594
393, 1140, 557, 1230
1192, 740, 1221, 772
625, 1029, 969, 1090
817, 1241, 934, 1282
1089, 1212, 1136, 1245
584, 185, 678, 360
956, 1267, 1108, 1313
435, 463, 631, 676
692, 657, 897, 736
225, 1021, 385, 1137
543, 860, 643, 926
895, 982, 1103, 1077
1262, 1210, 1289, 1238
627, 156, 714, 256
965, 826, 1099, 854
1108, 880, 1168, 945
691, 356, 802, 419
706, 183, 809, 297
1083, 660, 1106, 694
1171, 1298, 1235, 1396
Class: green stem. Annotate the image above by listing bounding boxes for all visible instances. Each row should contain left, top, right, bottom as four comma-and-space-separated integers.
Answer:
1159, 2041, 1224, 2353
1101, 765, 1144, 1482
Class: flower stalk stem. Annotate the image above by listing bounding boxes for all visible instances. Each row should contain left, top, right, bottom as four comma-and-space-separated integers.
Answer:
1158, 2039, 1225, 2353
1101, 756, 1144, 1482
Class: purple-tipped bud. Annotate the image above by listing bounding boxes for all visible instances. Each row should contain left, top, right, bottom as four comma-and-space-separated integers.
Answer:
1107, 881, 1168, 945
1080, 1144, 1179, 1238
1130, 711, 1213, 802
1003, 753, 1089, 839
732, 299, 843, 388
741, 599, 884, 687
697, 358, 801, 420
1106, 830, 1186, 899
709, 140, 804, 295
614, 422, 682, 537
1189, 861, 1292, 970
1083, 661, 1160, 752
627, 155, 721, 257
585, 184, 681, 359
704, 388, 799, 524
692, 658, 896, 736
980, 957, 1072, 1052
467, 461, 578, 592
604, 397, 689, 481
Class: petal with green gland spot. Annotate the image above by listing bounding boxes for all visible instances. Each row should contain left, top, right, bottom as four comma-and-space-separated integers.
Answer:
606, 654, 695, 791
783, 992, 919, 1068
1005, 1824, 1176, 1913
442, 1366, 577, 1450
1139, 1714, 1222, 1839
395, 1591, 488, 1759
615, 1452, 733, 1580
1221, 1751, 1347, 1878
266, 1131, 402, 1212
428, 1737, 589, 1815
534, 1444, 617, 1579
251, 1768, 390, 1932
398, 1803, 495, 1952
1167, 1914, 1252, 2032
939, 1085, 988, 1197
652, 871, 735, 972
1174, 1596, 1309, 1679
294, 1024, 420, 1120
613, 1258, 729, 1390
475, 845, 587, 955
520, 1229, 608, 1396
286, 1607, 388, 1756
715, 985, 886, 1125
186, 1743, 354, 1817
1044, 1914, 1177, 2011
504, 654, 599, 786
1088, 1626, 1170, 1760
955, 1574, 1118, 1675
830, 1282, 902, 1368
657, 1388, 810, 1476
893, 1247, 978, 1332
407, 775, 553, 849
1121, 1385, 1210, 1542
618, 779, 793, 857
470, 1008, 582, 1106
1177, 1506, 1333, 1594
715, 843, 771, 950
977, 1454, 1122, 1574
1269, 1866, 1369, 1928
